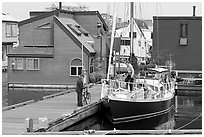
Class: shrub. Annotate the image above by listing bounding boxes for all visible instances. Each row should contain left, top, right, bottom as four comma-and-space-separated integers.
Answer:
89, 71, 106, 83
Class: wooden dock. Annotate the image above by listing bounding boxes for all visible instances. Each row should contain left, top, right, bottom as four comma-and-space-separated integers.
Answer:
23, 129, 202, 135
2, 84, 102, 135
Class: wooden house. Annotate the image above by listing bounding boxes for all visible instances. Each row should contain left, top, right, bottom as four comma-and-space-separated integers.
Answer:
2, 12, 19, 71
153, 16, 202, 71
115, 19, 149, 63
7, 9, 108, 86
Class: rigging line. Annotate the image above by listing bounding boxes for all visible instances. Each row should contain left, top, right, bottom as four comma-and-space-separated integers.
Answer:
156, 2, 160, 65
123, 2, 127, 22
139, 2, 142, 19
160, 113, 202, 135
107, 2, 117, 80
176, 113, 202, 130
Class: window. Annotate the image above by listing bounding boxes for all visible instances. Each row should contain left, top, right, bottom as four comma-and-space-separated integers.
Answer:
180, 23, 188, 38
67, 24, 81, 36
2, 46, 6, 61
121, 40, 130, 46
6, 23, 17, 37
11, 58, 23, 70
180, 23, 188, 45
89, 58, 94, 73
138, 41, 141, 47
36, 22, 51, 29
26, 58, 39, 70
70, 58, 83, 76
129, 32, 137, 38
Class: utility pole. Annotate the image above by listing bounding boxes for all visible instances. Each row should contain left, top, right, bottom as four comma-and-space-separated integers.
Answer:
97, 22, 102, 63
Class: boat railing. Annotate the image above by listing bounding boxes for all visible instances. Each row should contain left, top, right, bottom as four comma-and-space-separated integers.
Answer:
101, 79, 175, 100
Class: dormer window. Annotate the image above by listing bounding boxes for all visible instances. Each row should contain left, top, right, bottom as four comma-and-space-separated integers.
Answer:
75, 25, 89, 37
36, 22, 51, 29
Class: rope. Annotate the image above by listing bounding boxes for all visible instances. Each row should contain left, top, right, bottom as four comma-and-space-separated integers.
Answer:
160, 113, 202, 135
176, 113, 202, 130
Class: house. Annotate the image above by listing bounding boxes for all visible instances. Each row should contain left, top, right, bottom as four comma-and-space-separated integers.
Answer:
142, 19, 153, 59
7, 9, 108, 86
2, 12, 19, 72
114, 19, 149, 63
153, 16, 202, 71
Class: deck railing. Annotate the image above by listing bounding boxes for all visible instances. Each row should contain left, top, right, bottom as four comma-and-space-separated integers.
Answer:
101, 78, 175, 100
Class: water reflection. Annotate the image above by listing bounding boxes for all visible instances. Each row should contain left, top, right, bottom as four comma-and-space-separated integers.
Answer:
64, 105, 176, 131
63, 95, 202, 131
174, 96, 202, 129
7, 88, 65, 106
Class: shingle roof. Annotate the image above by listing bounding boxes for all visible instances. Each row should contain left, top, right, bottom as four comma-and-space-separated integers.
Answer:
54, 17, 95, 54
7, 46, 54, 58
23, 9, 108, 31
135, 19, 149, 29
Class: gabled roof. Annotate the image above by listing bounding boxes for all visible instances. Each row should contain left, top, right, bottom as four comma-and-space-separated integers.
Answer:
19, 10, 60, 26
143, 20, 153, 28
7, 46, 54, 58
135, 19, 149, 29
2, 12, 19, 22
21, 9, 108, 31
54, 17, 95, 55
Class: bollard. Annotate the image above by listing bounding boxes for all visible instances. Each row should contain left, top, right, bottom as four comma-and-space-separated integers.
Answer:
38, 117, 48, 131
25, 118, 33, 132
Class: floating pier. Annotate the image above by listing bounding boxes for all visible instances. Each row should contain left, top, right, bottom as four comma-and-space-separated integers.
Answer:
175, 70, 202, 94
2, 85, 102, 135
23, 129, 202, 135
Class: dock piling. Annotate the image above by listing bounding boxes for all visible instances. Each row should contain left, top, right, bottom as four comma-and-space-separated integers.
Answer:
25, 118, 33, 132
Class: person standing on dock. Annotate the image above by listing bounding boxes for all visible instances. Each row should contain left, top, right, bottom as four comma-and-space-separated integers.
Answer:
76, 74, 84, 107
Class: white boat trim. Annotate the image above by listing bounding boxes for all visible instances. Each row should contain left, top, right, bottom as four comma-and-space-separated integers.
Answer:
109, 105, 174, 124
108, 92, 175, 103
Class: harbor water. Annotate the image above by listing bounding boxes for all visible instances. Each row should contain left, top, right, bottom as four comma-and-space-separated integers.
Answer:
61, 94, 202, 131
2, 71, 202, 131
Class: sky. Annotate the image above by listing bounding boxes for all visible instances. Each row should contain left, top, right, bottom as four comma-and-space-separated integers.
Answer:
1, 0, 203, 21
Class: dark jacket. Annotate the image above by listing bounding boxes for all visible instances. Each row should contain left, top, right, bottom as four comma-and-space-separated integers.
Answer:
76, 78, 83, 93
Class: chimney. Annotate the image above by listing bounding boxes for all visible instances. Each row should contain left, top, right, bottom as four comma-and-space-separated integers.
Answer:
59, 2, 62, 10
193, 6, 196, 16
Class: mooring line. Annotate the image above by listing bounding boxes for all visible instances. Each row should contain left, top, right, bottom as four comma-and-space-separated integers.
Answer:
176, 113, 202, 130
160, 113, 202, 135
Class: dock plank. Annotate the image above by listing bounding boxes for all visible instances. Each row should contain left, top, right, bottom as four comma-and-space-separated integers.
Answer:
2, 84, 102, 135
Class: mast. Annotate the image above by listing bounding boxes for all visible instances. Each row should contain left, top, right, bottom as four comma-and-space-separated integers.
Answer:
107, 4, 117, 79
130, 2, 134, 61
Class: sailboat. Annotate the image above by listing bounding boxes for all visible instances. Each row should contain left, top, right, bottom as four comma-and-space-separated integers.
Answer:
101, 2, 176, 124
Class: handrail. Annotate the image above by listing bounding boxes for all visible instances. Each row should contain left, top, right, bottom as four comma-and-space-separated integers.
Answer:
101, 78, 175, 100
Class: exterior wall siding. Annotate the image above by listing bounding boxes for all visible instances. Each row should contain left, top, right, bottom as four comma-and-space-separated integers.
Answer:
8, 21, 89, 85
19, 16, 54, 46
153, 17, 202, 71
53, 22, 89, 85
74, 14, 108, 71
74, 14, 106, 58
2, 22, 18, 43
8, 20, 88, 84
7, 11, 110, 85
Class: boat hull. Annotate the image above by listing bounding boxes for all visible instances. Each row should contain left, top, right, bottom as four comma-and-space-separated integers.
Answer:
103, 95, 175, 124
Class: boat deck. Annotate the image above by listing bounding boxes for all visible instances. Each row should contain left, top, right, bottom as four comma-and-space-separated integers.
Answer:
109, 87, 174, 102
